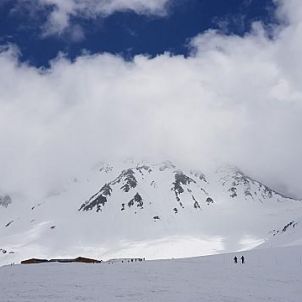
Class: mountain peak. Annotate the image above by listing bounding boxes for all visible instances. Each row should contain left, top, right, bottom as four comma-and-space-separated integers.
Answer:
1, 159, 302, 266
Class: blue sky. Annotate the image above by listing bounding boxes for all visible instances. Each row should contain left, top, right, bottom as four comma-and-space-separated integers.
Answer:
0, 0, 276, 66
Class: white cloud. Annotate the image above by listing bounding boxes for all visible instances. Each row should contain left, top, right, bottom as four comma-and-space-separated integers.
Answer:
17, 0, 171, 36
0, 0, 302, 199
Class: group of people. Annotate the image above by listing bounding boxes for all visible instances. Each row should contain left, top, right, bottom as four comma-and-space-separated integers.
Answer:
233, 256, 245, 264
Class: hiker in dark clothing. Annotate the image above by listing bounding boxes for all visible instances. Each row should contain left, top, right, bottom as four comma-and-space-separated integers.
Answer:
234, 256, 238, 264
241, 256, 245, 264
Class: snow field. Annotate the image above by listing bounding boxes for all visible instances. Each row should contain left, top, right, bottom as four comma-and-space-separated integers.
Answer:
1, 245, 301, 302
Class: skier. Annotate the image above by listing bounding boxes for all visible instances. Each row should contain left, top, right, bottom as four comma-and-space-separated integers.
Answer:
234, 256, 238, 264
241, 256, 245, 264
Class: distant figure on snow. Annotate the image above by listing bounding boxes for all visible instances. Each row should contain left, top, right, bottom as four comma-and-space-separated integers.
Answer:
241, 256, 245, 264
234, 256, 238, 264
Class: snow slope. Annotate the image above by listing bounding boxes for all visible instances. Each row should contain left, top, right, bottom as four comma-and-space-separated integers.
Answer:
1, 246, 302, 302
1, 160, 302, 266
260, 217, 302, 248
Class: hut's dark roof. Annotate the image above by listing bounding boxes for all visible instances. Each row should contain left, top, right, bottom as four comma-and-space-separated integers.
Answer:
21, 256, 101, 264
21, 258, 48, 264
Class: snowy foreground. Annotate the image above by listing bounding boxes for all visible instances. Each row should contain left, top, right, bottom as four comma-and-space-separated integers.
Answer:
1, 246, 302, 302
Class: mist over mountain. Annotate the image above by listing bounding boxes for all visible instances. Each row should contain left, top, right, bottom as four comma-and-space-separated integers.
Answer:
1, 0, 302, 201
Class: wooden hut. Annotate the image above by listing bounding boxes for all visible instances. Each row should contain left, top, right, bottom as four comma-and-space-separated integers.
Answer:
49, 257, 101, 264
74, 257, 101, 263
49, 258, 75, 263
21, 256, 101, 264
21, 258, 48, 264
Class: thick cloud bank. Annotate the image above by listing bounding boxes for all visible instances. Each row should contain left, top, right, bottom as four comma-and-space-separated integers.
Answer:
0, 0, 302, 198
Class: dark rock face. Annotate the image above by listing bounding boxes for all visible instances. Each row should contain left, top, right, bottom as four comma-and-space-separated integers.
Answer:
282, 221, 297, 232
80, 162, 289, 215
0, 195, 12, 208
192, 195, 200, 209
206, 197, 214, 205
81, 164, 214, 213
5, 220, 14, 227
226, 171, 251, 198
272, 220, 298, 236
171, 171, 196, 202
170, 171, 205, 209
119, 169, 137, 192
128, 193, 143, 209
220, 168, 290, 201
79, 168, 139, 212
80, 184, 112, 212
136, 165, 152, 175
190, 170, 207, 183
193, 200, 201, 209
263, 186, 273, 198
229, 187, 237, 198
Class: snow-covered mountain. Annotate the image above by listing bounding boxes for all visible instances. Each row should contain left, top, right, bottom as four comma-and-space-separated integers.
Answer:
1, 160, 301, 266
